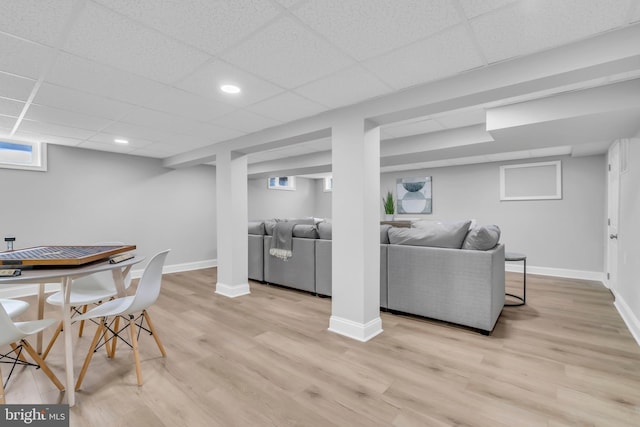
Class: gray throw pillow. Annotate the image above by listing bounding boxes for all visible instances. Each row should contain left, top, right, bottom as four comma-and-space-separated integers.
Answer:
292, 224, 319, 239
388, 220, 472, 249
380, 224, 391, 244
462, 225, 501, 250
318, 222, 332, 240
248, 221, 265, 235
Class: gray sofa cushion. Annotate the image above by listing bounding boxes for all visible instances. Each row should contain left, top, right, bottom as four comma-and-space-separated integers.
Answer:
462, 225, 501, 250
248, 221, 265, 235
318, 222, 332, 240
292, 224, 319, 239
380, 224, 391, 244
388, 220, 472, 249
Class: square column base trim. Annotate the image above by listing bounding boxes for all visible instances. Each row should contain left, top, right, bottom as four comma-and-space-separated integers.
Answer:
328, 315, 383, 342
215, 282, 251, 298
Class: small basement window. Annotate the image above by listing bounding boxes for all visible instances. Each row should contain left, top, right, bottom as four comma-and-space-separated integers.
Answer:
0, 140, 47, 171
324, 176, 333, 192
268, 176, 296, 191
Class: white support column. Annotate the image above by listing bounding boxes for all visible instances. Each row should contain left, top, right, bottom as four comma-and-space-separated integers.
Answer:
329, 118, 383, 341
215, 149, 250, 298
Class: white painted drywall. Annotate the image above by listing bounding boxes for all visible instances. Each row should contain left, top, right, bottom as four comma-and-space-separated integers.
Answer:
0, 145, 217, 269
614, 138, 640, 344
248, 176, 317, 220
377, 155, 606, 274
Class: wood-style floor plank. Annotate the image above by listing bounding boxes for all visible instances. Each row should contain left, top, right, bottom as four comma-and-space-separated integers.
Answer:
3, 269, 640, 426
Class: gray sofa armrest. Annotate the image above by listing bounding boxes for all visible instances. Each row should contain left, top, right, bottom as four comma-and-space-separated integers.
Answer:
387, 243, 505, 332
248, 234, 264, 281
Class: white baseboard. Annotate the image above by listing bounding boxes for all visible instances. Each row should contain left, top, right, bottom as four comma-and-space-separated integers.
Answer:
328, 315, 383, 342
505, 263, 604, 282
0, 259, 219, 298
613, 291, 640, 347
215, 282, 251, 298
0, 283, 62, 299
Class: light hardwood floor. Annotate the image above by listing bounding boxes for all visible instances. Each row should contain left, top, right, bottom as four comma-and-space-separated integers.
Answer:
4, 269, 640, 426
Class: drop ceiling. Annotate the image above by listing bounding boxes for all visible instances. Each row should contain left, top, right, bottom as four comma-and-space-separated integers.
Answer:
1, 0, 639, 177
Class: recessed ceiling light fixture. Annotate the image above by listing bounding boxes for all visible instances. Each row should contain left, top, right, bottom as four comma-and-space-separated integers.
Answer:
220, 84, 241, 94
114, 138, 129, 144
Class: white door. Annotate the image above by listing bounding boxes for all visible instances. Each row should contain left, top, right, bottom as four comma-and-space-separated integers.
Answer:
607, 142, 620, 292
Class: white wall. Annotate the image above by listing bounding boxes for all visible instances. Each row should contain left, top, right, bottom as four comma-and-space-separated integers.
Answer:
248, 176, 317, 219
314, 178, 332, 219
0, 145, 217, 271
613, 138, 640, 343
379, 155, 606, 277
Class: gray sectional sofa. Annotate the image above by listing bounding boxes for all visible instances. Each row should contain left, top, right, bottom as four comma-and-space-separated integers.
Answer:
248, 218, 505, 334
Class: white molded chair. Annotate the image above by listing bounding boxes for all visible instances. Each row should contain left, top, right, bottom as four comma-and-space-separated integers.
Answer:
0, 298, 29, 319
0, 303, 65, 403
42, 242, 132, 359
75, 250, 170, 390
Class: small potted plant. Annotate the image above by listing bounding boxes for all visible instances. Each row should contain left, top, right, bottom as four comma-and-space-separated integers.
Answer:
382, 190, 395, 221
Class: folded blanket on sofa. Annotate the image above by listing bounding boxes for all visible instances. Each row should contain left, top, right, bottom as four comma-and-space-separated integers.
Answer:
270, 221, 296, 260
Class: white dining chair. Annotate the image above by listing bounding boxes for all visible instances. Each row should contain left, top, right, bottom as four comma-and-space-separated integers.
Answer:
42, 242, 132, 360
0, 303, 65, 403
74, 250, 170, 390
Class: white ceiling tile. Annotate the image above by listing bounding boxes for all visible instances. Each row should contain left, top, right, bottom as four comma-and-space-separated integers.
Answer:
211, 109, 282, 134
63, 2, 211, 83
120, 106, 245, 142
221, 16, 354, 88
0, 33, 53, 79
0, 115, 17, 130
24, 104, 113, 132
144, 87, 235, 122
46, 52, 167, 106
100, 121, 185, 145
94, 0, 281, 55
273, 0, 303, 8
471, 0, 633, 63
77, 140, 139, 154
245, 92, 326, 122
364, 25, 483, 90
293, 0, 461, 61
0, 98, 25, 118
382, 119, 445, 139
129, 144, 182, 158
0, 72, 36, 102
34, 83, 132, 121
18, 119, 98, 140
458, 0, 519, 19
294, 65, 392, 109
0, 0, 76, 46
11, 130, 83, 147
177, 60, 285, 107
633, 2, 640, 22
88, 132, 155, 149
100, 120, 217, 151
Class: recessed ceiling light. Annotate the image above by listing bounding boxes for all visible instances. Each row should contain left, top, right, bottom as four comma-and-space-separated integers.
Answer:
220, 84, 241, 94
114, 139, 129, 144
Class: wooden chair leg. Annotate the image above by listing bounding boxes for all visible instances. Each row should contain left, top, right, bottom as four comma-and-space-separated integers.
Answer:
9, 343, 28, 363
0, 365, 5, 404
41, 321, 64, 360
21, 339, 65, 391
142, 310, 166, 357
78, 304, 88, 337
75, 319, 106, 391
110, 316, 121, 359
129, 317, 143, 386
